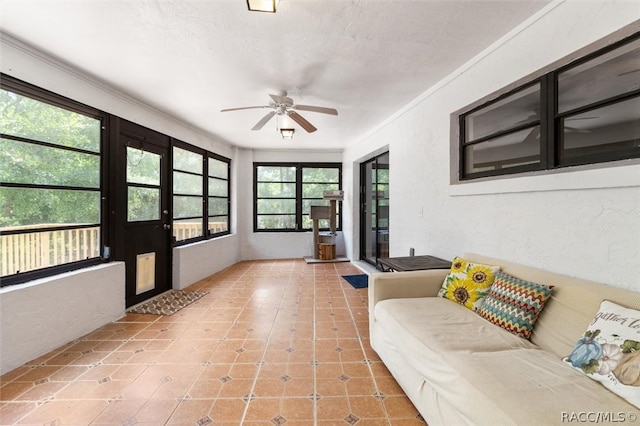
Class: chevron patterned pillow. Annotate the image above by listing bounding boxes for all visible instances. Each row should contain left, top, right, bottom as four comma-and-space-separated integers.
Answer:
477, 271, 555, 339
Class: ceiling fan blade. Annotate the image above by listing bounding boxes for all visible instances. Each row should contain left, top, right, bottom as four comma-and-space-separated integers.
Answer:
294, 105, 338, 116
221, 106, 268, 112
288, 111, 317, 133
251, 111, 276, 130
269, 94, 293, 105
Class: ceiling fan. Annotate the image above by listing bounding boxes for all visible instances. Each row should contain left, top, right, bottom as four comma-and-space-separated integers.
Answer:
220, 92, 338, 133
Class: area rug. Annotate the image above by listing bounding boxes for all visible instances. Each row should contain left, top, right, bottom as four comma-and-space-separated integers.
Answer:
128, 289, 208, 316
341, 274, 368, 289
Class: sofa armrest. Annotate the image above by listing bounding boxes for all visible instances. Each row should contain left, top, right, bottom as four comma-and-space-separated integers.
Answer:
368, 269, 449, 325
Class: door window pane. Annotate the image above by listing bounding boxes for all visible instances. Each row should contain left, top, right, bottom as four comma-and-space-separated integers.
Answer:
128, 187, 160, 221
127, 147, 160, 186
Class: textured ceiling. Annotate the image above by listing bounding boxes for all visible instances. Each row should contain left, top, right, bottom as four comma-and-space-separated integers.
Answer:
0, 0, 552, 150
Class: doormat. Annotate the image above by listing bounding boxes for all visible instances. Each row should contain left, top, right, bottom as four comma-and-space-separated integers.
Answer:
128, 289, 208, 316
341, 274, 368, 289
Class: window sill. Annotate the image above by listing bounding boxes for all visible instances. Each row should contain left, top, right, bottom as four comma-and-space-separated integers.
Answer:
0, 262, 124, 293
449, 161, 640, 196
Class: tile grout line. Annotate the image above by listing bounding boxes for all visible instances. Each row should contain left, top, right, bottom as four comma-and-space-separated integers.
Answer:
336, 264, 393, 425
0, 260, 421, 425
312, 263, 319, 426
174, 263, 258, 425
238, 260, 289, 425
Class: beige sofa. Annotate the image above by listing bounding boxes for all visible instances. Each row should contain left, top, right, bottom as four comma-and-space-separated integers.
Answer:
369, 253, 640, 425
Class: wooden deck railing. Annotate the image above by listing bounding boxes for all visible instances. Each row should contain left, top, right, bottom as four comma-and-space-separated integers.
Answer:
173, 221, 228, 241
1, 221, 228, 276
1, 225, 100, 276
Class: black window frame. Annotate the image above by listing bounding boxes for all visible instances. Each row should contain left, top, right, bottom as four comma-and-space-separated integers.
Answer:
0, 74, 109, 287
459, 31, 640, 181
207, 152, 231, 238
254, 162, 342, 232
171, 140, 231, 246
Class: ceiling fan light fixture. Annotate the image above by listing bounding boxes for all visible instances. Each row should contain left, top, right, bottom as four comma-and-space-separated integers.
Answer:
247, 0, 279, 13
280, 128, 295, 140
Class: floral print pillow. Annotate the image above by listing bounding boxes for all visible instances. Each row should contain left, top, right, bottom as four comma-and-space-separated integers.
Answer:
437, 256, 501, 311
564, 300, 640, 409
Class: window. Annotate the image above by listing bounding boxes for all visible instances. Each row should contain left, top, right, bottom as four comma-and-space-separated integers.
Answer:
459, 32, 640, 180
172, 142, 230, 245
302, 167, 341, 229
208, 154, 230, 236
0, 76, 106, 285
254, 163, 342, 231
172, 144, 204, 243
556, 36, 640, 166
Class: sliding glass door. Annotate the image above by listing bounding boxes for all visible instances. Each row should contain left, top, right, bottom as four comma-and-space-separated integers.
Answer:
360, 152, 389, 266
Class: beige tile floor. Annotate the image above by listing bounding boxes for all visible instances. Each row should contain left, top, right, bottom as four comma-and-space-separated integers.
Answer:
0, 260, 426, 425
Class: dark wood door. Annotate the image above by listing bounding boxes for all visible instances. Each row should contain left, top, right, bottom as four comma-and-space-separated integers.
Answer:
112, 118, 171, 308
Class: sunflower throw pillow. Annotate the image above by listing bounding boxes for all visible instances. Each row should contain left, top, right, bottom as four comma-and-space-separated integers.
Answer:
437, 256, 501, 311
563, 300, 640, 409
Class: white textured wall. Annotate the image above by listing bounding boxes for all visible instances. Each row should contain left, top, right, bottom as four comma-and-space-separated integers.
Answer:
0, 263, 125, 375
343, 1, 640, 289
173, 235, 240, 289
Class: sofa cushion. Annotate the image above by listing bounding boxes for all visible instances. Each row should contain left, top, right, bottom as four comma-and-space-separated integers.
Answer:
437, 256, 500, 311
477, 271, 554, 339
374, 297, 635, 424
564, 300, 640, 409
